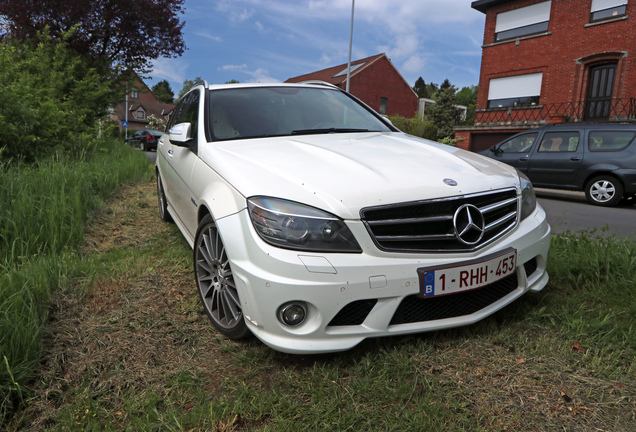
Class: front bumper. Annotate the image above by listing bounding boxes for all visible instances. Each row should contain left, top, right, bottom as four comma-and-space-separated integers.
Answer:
216, 205, 551, 354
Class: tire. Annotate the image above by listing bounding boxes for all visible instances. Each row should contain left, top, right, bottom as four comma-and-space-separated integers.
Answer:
194, 215, 250, 339
139, 141, 146, 151
156, 172, 173, 223
585, 175, 624, 207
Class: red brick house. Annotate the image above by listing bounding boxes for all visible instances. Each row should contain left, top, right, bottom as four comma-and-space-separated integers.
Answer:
285, 53, 418, 118
109, 72, 175, 132
455, 0, 636, 151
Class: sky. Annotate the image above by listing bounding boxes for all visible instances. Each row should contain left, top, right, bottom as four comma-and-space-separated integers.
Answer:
146, 0, 487, 96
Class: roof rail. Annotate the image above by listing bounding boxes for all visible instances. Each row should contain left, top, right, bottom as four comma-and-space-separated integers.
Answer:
298, 80, 339, 89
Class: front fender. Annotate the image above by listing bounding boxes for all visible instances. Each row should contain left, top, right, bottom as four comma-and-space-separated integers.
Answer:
190, 160, 247, 223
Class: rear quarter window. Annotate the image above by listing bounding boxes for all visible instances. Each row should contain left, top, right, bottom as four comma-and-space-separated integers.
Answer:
588, 131, 636, 152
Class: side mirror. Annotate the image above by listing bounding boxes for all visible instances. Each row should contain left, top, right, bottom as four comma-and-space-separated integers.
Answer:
169, 122, 193, 146
489, 145, 499, 154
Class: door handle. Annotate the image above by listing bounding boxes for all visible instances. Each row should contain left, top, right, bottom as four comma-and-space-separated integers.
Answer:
570, 157, 581, 161
519, 156, 528, 161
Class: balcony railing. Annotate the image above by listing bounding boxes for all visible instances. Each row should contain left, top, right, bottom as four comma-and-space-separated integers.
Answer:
475, 98, 636, 126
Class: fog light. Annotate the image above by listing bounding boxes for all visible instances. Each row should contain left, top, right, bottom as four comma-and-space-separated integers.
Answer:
278, 302, 307, 326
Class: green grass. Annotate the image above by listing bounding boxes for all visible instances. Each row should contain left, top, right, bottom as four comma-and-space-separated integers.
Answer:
2, 177, 635, 431
0, 140, 150, 422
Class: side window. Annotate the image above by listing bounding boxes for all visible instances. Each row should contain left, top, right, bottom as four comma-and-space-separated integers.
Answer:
167, 90, 200, 135
168, 99, 187, 130
538, 131, 580, 152
589, 131, 636, 151
182, 90, 200, 140
498, 133, 538, 153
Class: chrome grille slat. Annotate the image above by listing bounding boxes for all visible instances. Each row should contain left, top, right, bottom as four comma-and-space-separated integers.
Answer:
485, 212, 517, 232
360, 189, 519, 252
367, 215, 452, 226
375, 233, 456, 242
480, 197, 517, 214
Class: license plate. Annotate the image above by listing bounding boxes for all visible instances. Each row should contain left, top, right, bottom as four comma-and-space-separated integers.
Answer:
418, 248, 517, 297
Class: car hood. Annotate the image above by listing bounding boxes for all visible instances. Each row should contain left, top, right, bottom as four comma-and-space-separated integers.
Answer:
203, 132, 520, 219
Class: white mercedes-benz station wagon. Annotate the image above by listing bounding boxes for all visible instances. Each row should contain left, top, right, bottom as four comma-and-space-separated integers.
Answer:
156, 82, 551, 354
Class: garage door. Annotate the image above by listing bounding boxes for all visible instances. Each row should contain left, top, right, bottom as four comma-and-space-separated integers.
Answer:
470, 132, 518, 152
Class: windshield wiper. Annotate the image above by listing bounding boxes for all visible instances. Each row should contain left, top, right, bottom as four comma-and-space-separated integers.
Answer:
291, 128, 370, 135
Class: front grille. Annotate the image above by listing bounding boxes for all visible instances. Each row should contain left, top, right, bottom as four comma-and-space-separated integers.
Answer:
328, 299, 377, 326
390, 273, 518, 325
360, 189, 518, 252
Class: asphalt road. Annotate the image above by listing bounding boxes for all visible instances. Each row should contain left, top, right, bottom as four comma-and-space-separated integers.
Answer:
144, 150, 635, 239
536, 189, 636, 238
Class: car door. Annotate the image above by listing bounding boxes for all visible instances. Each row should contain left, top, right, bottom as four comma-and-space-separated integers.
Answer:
158, 90, 201, 239
488, 132, 539, 174
527, 129, 584, 188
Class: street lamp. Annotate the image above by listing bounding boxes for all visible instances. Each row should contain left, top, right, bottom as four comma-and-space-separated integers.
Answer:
346, 0, 355, 92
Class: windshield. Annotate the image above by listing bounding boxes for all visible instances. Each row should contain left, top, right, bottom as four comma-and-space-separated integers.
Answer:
207, 86, 392, 141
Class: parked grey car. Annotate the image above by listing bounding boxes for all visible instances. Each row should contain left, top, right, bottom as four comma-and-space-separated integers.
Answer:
480, 123, 636, 206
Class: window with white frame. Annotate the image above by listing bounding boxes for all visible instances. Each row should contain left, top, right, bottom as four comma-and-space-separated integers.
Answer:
135, 107, 146, 120
495, 1, 552, 41
130, 88, 139, 99
590, 0, 628, 22
487, 73, 543, 108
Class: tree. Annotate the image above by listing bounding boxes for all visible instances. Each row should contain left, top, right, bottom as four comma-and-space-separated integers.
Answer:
177, 77, 206, 100
413, 77, 428, 98
455, 85, 478, 125
412, 77, 440, 100
426, 83, 459, 140
0, 0, 186, 72
152, 80, 175, 104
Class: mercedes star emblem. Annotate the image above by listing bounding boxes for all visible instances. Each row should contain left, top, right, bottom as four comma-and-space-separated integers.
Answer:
453, 204, 485, 245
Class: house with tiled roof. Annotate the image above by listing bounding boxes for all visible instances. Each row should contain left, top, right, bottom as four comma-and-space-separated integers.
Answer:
455, 0, 636, 152
285, 53, 418, 118
109, 72, 175, 132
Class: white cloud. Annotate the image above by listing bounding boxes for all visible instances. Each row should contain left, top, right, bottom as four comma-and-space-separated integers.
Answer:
219, 64, 248, 71
245, 67, 281, 83
401, 55, 427, 75
195, 31, 222, 42
150, 58, 189, 85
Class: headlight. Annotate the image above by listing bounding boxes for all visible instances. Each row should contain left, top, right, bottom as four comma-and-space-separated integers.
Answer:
247, 197, 362, 253
518, 170, 536, 220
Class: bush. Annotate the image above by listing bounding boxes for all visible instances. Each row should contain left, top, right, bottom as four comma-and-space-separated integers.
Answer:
0, 29, 117, 163
387, 116, 437, 141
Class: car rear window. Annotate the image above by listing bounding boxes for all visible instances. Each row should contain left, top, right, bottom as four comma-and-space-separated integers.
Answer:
538, 131, 580, 152
588, 131, 636, 152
